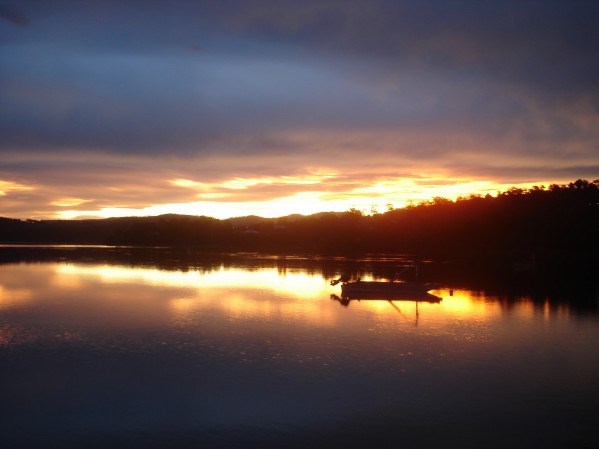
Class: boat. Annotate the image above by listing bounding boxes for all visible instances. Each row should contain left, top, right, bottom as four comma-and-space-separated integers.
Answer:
338, 280, 442, 301
330, 262, 443, 302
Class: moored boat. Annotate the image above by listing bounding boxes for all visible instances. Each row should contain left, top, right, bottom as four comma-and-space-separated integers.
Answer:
338, 280, 442, 301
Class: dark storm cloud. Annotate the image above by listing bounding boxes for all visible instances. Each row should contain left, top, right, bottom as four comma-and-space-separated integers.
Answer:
1, 0, 597, 158
222, 0, 599, 96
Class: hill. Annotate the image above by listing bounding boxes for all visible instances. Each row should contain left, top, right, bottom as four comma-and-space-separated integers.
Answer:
1, 180, 597, 269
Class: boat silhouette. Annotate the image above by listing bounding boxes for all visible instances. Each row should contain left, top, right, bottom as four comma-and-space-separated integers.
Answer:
337, 280, 442, 301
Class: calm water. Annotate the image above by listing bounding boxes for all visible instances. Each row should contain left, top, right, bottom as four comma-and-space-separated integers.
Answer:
1, 249, 598, 449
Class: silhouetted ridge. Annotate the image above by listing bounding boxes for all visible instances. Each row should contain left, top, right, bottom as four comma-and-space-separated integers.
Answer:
1, 180, 597, 267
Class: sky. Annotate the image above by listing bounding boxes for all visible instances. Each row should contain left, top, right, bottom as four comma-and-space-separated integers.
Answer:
1, 0, 598, 220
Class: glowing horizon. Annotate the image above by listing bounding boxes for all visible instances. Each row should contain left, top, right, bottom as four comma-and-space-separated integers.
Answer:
6, 173, 577, 221
1, 2, 597, 221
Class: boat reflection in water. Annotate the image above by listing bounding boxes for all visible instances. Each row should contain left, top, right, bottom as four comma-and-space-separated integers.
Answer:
330, 259, 446, 303
331, 272, 444, 303
330, 279, 444, 323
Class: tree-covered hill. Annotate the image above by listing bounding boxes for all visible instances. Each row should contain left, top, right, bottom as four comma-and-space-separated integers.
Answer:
1, 180, 597, 266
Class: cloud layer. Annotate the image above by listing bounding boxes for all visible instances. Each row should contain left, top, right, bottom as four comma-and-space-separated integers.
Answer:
1, 0, 598, 218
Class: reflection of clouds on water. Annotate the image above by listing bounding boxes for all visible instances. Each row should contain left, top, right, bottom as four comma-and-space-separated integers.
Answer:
55, 264, 328, 298
1, 258, 599, 449
0, 284, 33, 309
0, 263, 340, 335
53, 263, 340, 328
56, 264, 205, 287
349, 288, 580, 348
0, 263, 582, 345
169, 288, 340, 329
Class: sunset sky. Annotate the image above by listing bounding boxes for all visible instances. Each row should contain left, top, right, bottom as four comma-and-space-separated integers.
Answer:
1, 0, 598, 220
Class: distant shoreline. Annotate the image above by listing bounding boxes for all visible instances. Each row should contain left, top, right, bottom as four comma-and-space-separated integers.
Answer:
1, 180, 596, 265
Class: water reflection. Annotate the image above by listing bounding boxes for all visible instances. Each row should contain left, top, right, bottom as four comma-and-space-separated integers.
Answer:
0, 262, 594, 335
1, 251, 598, 449
56, 263, 328, 297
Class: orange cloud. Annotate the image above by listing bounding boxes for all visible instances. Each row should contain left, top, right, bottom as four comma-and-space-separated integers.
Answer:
50, 198, 93, 207
0, 180, 34, 196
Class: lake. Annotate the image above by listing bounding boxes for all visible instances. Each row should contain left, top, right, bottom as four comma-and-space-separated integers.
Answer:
1, 247, 598, 449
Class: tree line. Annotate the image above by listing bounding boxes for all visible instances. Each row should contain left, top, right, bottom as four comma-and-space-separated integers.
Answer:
1, 179, 597, 266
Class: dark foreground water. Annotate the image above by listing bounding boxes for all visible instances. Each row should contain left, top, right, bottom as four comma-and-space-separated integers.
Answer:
1, 248, 598, 449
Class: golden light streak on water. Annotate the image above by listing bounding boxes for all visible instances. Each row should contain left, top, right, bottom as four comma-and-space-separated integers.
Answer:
219, 293, 339, 327
435, 289, 496, 318
55, 264, 330, 299
0, 284, 32, 309
54, 264, 338, 327
56, 264, 204, 287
